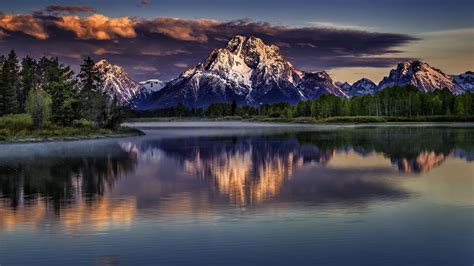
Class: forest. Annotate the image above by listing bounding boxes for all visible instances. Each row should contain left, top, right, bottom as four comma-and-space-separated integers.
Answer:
134, 86, 473, 121
0, 50, 130, 141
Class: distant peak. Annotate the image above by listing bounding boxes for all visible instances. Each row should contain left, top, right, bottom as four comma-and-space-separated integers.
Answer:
96, 59, 110, 66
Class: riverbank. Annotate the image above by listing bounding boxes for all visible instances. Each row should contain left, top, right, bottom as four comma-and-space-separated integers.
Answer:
127, 115, 474, 124
0, 114, 144, 144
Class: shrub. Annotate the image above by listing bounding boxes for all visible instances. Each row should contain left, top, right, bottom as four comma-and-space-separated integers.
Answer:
72, 118, 94, 128
0, 114, 32, 131
25, 90, 52, 130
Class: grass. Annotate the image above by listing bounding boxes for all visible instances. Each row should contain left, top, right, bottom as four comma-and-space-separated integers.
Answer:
0, 114, 144, 143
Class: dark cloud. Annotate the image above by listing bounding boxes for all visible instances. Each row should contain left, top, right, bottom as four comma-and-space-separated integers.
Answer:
44, 5, 97, 15
0, 12, 418, 81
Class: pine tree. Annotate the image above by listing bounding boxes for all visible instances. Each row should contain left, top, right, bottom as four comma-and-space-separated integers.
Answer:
78, 57, 105, 126
0, 55, 4, 116
41, 57, 79, 125
454, 97, 465, 115
19, 55, 38, 110
0, 50, 20, 115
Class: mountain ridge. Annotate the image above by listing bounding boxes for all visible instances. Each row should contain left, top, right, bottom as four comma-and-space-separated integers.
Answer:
93, 36, 473, 110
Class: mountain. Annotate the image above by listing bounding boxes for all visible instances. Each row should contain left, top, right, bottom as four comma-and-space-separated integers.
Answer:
336, 81, 351, 91
347, 78, 377, 96
95, 60, 139, 104
377, 61, 463, 94
453, 71, 474, 92
135, 79, 167, 98
137, 36, 345, 109
297, 72, 347, 99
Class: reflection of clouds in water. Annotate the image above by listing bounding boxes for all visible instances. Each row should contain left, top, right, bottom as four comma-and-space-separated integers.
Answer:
400, 158, 474, 206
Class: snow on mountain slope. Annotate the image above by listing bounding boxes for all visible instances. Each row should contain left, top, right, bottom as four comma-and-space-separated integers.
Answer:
336, 81, 351, 91
377, 61, 463, 94
297, 71, 348, 99
453, 71, 474, 92
138, 36, 346, 109
95, 60, 139, 104
347, 78, 376, 96
139, 79, 167, 94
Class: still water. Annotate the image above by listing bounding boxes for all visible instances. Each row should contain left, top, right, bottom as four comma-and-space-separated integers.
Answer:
0, 122, 473, 265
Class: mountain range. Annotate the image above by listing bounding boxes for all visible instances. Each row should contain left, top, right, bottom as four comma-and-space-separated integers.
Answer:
95, 36, 473, 110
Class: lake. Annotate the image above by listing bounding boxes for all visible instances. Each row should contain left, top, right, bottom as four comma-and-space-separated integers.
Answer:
0, 122, 473, 265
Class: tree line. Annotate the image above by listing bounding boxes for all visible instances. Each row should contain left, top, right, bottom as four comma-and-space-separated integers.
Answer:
0, 50, 124, 129
135, 86, 473, 118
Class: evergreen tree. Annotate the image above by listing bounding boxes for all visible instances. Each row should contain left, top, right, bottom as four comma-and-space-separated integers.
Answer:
412, 93, 422, 116
231, 100, 237, 116
19, 56, 38, 110
0, 50, 20, 115
0, 55, 4, 116
454, 97, 465, 115
41, 57, 80, 125
78, 57, 105, 125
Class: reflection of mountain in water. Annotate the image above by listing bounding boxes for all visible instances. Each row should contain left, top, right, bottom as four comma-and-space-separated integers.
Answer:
0, 126, 471, 229
295, 127, 473, 173
125, 126, 472, 205
131, 136, 335, 205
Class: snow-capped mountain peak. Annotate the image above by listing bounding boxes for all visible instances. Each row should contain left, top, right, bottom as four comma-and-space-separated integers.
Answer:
377, 60, 463, 94
138, 35, 327, 109
453, 71, 474, 92
336, 81, 352, 91
95, 59, 139, 104
347, 78, 377, 96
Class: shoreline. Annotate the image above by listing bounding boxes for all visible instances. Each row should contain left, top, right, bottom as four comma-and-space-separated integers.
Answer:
0, 127, 145, 144
126, 115, 474, 124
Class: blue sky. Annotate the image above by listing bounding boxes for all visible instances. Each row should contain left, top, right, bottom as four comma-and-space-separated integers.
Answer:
1, 0, 473, 82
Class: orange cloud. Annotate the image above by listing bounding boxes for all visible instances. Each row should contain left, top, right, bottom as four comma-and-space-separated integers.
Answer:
55, 14, 136, 40
0, 13, 48, 39
143, 18, 219, 42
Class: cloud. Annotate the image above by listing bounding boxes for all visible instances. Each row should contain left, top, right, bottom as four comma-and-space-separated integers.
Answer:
174, 63, 189, 68
139, 0, 150, 5
307, 21, 375, 31
44, 5, 97, 15
94, 48, 121, 55
0, 12, 418, 81
55, 14, 136, 40
139, 18, 219, 42
133, 65, 157, 72
0, 13, 48, 39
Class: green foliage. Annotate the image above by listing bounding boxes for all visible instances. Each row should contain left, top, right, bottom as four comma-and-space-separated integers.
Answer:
319, 116, 387, 123
0, 51, 20, 115
72, 118, 94, 128
19, 55, 38, 111
0, 114, 32, 131
25, 90, 52, 130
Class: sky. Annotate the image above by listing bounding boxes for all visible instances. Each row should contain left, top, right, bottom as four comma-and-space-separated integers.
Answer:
0, 0, 473, 83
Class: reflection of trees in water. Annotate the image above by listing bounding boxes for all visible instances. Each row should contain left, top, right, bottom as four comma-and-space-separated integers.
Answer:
295, 127, 473, 173
132, 127, 471, 205
0, 143, 137, 211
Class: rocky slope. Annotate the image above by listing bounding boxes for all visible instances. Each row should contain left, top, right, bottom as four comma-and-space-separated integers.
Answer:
95, 60, 140, 104
453, 71, 474, 92
137, 36, 346, 109
377, 61, 463, 94
348, 78, 377, 96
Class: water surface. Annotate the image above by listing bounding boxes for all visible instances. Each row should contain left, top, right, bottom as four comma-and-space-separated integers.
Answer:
1, 123, 473, 265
